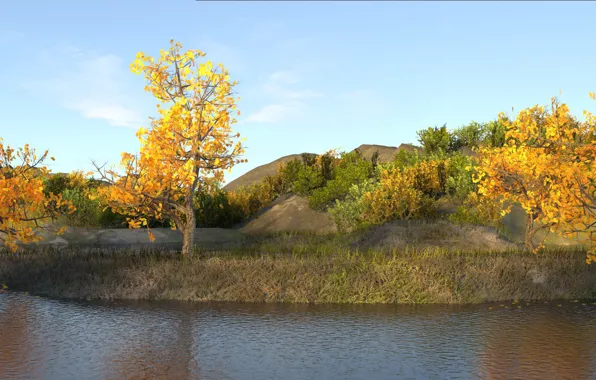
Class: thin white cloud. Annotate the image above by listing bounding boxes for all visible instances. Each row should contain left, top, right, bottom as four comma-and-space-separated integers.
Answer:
245, 102, 301, 123
23, 47, 146, 128
245, 69, 321, 124
65, 101, 142, 128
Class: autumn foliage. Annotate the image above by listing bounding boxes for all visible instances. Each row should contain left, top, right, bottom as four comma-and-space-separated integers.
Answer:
94, 40, 244, 257
473, 95, 596, 262
0, 139, 74, 252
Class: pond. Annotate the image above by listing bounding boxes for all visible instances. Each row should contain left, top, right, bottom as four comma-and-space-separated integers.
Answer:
1, 292, 596, 380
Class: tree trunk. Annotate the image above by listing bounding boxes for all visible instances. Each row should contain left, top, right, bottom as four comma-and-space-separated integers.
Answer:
525, 213, 535, 251
181, 210, 196, 258
525, 212, 548, 252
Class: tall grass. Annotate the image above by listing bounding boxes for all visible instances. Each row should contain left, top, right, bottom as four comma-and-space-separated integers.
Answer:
1, 241, 594, 304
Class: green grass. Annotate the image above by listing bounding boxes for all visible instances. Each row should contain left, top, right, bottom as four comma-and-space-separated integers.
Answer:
1, 238, 594, 304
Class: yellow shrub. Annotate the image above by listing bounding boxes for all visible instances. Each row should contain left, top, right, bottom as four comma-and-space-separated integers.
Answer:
361, 166, 433, 224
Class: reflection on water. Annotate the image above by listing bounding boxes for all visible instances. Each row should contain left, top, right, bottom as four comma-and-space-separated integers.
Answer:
1, 293, 596, 380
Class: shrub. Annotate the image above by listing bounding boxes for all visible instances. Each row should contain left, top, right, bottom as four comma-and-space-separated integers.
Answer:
448, 192, 504, 228
227, 180, 277, 221
60, 187, 104, 228
416, 124, 456, 155
42, 173, 71, 197
301, 153, 317, 167
393, 149, 423, 169
328, 179, 377, 232
317, 150, 337, 182
451, 121, 486, 150
308, 152, 373, 211
96, 206, 129, 228
194, 187, 244, 228
445, 153, 477, 201
293, 165, 324, 196
278, 159, 303, 194
482, 119, 508, 148
408, 159, 447, 198
360, 166, 437, 224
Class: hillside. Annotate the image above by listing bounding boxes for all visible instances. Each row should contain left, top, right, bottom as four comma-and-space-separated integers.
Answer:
223, 153, 314, 192
223, 143, 422, 192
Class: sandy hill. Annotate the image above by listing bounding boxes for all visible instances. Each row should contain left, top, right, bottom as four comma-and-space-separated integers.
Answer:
223, 153, 315, 192
235, 193, 338, 235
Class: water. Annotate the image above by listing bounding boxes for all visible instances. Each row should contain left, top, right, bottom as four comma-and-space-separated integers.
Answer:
1, 292, 596, 380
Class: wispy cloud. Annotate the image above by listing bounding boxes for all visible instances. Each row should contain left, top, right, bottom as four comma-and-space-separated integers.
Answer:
245, 102, 302, 124
23, 46, 146, 128
245, 70, 322, 124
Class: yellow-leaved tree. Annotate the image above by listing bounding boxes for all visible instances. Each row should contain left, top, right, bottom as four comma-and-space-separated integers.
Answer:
93, 40, 245, 257
0, 139, 75, 252
473, 95, 596, 262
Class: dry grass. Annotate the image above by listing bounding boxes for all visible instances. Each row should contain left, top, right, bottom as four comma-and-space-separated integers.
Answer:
1, 238, 594, 304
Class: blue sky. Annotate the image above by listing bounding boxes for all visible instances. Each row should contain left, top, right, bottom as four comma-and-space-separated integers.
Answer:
1, 1, 595, 185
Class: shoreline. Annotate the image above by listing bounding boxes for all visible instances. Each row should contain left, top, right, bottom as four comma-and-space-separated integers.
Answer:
1, 245, 595, 304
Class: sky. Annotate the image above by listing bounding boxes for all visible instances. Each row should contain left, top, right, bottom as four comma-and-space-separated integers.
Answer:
1, 1, 595, 186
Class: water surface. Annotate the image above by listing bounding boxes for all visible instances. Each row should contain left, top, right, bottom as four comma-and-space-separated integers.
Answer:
1, 292, 595, 380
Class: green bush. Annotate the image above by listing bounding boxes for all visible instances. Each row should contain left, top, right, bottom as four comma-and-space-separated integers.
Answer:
278, 159, 303, 194
293, 164, 324, 196
42, 173, 71, 197
392, 149, 423, 169
445, 153, 477, 201
96, 206, 129, 229
194, 187, 245, 228
482, 119, 507, 148
308, 152, 373, 211
60, 187, 104, 228
416, 124, 455, 155
301, 153, 317, 167
328, 179, 377, 232
227, 180, 277, 221
451, 121, 486, 150
448, 192, 504, 229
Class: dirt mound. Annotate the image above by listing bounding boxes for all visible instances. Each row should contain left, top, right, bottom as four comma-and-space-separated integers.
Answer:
351, 219, 521, 252
238, 194, 338, 235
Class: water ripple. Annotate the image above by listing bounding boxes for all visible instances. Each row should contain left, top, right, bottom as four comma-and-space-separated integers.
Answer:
1, 293, 595, 380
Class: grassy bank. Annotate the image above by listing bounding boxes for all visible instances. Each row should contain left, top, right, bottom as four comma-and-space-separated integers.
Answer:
1, 239, 595, 304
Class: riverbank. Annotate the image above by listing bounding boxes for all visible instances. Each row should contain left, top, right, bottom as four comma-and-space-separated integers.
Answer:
1, 242, 594, 304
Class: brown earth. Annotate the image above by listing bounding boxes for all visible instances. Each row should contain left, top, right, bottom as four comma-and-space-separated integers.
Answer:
235, 193, 338, 235
350, 219, 520, 253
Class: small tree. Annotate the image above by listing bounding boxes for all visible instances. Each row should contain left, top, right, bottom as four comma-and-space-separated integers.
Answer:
473, 95, 596, 261
0, 139, 74, 252
451, 121, 487, 150
416, 124, 454, 155
94, 40, 245, 257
